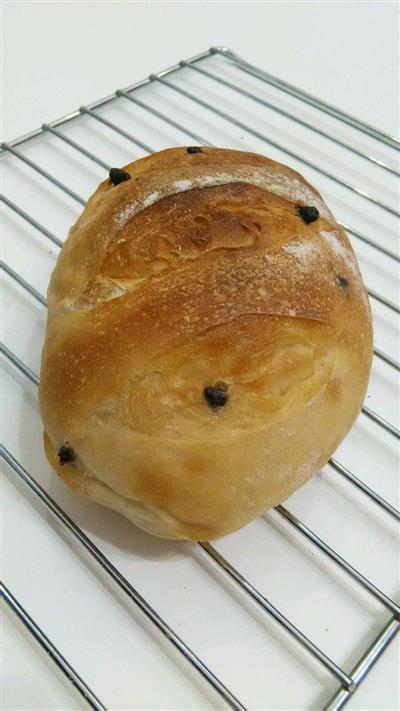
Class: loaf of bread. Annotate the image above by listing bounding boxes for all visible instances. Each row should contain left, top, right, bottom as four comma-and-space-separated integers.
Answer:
39, 147, 373, 540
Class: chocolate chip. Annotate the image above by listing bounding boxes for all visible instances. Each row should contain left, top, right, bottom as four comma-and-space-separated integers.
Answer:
58, 444, 75, 465
204, 385, 229, 408
298, 205, 320, 224
109, 168, 131, 186
336, 274, 349, 290
187, 146, 203, 154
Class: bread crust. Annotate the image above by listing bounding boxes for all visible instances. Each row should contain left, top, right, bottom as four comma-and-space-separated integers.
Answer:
39, 147, 373, 540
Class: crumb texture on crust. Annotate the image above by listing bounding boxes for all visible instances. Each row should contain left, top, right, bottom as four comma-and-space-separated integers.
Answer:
39, 147, 373, 540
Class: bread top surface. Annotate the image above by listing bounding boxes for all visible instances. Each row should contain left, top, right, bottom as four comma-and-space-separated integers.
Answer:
39, 146, 372, 458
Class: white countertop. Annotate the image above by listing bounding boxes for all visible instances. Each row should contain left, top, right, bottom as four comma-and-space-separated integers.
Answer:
3, 0, 399, 142
2, 2, 399, 710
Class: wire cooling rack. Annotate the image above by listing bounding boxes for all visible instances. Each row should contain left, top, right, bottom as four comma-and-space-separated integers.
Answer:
1, 47, 399, 711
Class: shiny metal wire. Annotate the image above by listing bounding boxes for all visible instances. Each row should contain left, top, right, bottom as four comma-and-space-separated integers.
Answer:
1, 583, 106, 711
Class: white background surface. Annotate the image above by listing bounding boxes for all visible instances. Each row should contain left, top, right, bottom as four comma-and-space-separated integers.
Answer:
2, 1, 399, 141
1, 2, 399, 711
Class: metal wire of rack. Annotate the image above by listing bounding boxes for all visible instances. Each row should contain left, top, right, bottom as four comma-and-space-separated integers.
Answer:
1, 47, 399, 711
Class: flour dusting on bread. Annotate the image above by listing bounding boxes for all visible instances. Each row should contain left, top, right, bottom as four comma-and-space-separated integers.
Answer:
114, 166, 331, 229
320, 230, 358, 274
282, 240, 320, 262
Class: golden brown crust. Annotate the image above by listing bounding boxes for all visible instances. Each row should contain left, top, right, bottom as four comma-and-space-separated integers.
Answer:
39, 147, 373, 540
